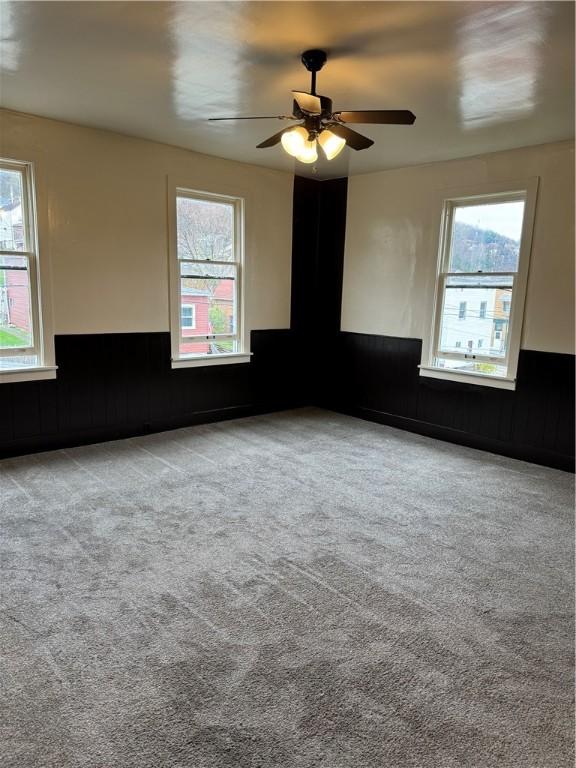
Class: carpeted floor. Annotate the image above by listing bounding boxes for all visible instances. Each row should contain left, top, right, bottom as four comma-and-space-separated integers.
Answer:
1, 408, 573, 768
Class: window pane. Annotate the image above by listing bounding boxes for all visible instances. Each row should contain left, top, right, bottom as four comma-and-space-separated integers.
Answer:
181, 304, 195, 329
0, 168, 26, 251
433, 356, 508, 378
0, 355, 39, 369
176, 196, 234, 261
0, 255, 33, 349
180, 263, 236, 338
179, 339, 238, 357
449, 200, 524, 273
438, 285, 512, 358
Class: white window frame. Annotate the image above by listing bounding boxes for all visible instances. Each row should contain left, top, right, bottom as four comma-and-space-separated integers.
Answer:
420, 178, 538, 390
168, 186, 250, 368
0, 158, 56, 383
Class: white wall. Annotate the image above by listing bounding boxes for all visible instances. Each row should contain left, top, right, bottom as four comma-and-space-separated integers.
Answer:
342, 141, 575, 355
0, 109, 293, 335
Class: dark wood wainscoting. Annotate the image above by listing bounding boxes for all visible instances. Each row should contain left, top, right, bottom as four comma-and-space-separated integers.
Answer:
321, 332, 575, 471
0, 330, 305, 458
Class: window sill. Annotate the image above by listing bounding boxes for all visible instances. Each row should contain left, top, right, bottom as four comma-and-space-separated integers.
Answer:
171, 353, 252, 369
419, 365, 516, 390
0, 365, 58, 384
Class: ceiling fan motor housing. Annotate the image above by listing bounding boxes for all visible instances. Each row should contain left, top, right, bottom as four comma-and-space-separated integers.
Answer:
301, 49, 327, 73
292, 95, 333, 122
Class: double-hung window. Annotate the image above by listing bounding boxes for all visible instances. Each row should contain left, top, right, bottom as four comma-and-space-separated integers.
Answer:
421, 181, 537, 389
169, 188, 248, 368
0, 159, 53, 380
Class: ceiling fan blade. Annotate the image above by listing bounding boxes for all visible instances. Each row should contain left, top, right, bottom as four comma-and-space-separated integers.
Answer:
334, 110, 416, 125
326, 123, 373, 151
291, 91, 322, 115
209, 115, 296, 121
256, 127, 294, 149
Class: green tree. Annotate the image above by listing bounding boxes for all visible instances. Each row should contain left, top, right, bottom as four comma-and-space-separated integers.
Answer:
209, 305, 233, 352
209, 305, 228, 334
451, 222, 519, 272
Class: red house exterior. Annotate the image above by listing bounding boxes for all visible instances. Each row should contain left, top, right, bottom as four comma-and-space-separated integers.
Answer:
180, 277, 234, 355
0, 258, 31, 348
1, 202, 32, 348
6, 267, 31, 334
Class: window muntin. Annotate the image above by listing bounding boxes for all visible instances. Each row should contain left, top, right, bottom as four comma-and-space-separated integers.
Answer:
0, 160, 42, 370
172, 190, 243, 360
430, 193, 527, 380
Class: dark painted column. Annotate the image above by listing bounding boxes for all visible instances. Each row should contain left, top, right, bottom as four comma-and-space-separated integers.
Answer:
290, 175, 348, 404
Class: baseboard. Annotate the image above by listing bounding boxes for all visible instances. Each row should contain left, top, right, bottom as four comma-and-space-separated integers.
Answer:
0, 400, 308, 460
326, 403, 575, 473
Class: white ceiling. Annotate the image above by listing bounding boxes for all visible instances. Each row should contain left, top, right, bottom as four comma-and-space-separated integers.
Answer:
1, 1, 574, 179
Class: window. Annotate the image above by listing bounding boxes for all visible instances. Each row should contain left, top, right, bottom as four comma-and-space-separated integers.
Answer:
0, 159, 53, 379
169, 188, 248, 368
181, 304, 196, 329
421, 180, 537, 389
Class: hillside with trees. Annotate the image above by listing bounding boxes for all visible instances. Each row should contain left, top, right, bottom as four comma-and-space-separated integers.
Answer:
451, 222, 520, 272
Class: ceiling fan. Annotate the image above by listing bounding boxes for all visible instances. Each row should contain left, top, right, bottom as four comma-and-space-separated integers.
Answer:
209, 49, 416, 163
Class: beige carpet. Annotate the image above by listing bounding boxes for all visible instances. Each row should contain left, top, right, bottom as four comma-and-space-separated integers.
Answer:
1, 408, 574, 767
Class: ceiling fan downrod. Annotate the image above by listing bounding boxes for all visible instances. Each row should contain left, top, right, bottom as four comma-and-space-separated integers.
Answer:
301, 49, 327, 95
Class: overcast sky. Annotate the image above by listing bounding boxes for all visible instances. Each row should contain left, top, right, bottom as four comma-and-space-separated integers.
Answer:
454, 201, 524, 241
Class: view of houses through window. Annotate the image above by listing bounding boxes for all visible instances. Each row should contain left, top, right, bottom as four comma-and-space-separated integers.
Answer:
433, 197, 525, 377
174, 192, 241, 358
0, 161, 39, 370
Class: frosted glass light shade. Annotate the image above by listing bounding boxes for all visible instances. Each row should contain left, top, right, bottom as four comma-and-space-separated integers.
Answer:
318, 129, 346, 160
295, 140, 318, 164
281, 126, 308, 157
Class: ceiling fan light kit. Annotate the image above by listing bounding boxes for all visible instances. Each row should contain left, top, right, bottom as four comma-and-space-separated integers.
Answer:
281, 125, 345, 162
209, 49, 416, 163
281, 125, 309, 160
281, 127, 318, 163
317, 129, 347, 160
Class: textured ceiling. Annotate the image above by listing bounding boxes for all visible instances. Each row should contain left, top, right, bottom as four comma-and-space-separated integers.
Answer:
1, 1, 574, 178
